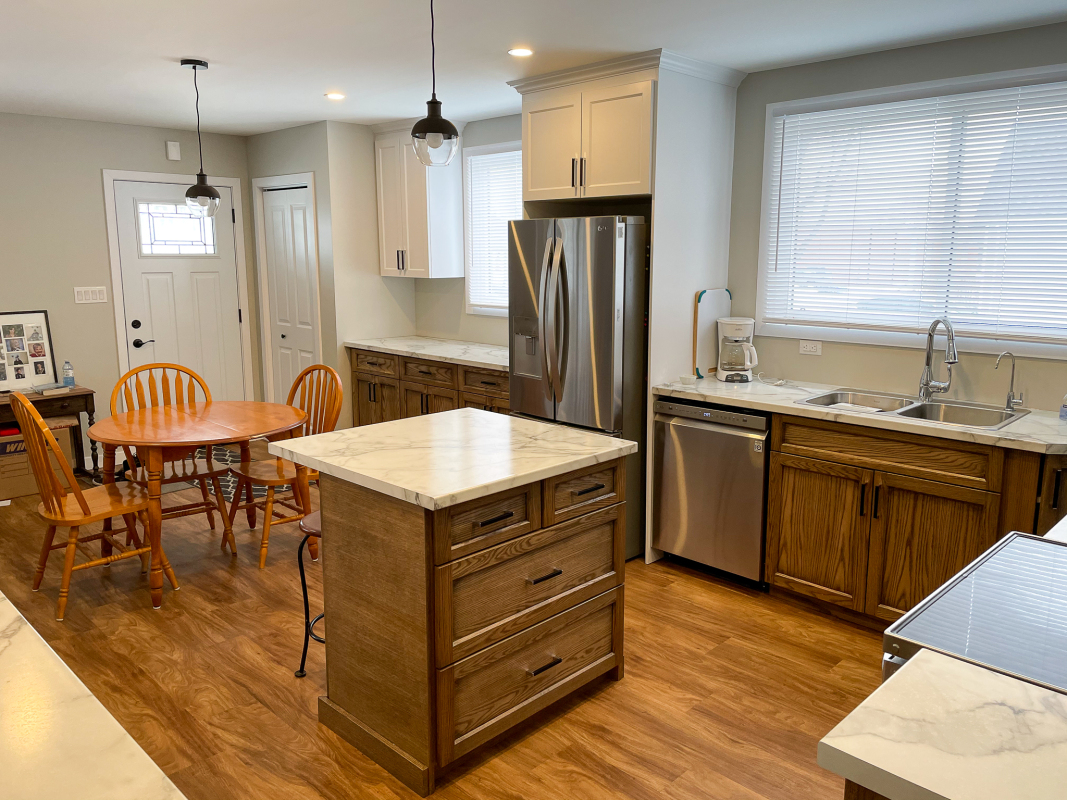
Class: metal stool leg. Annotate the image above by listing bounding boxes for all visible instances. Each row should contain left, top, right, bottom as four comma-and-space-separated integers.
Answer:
295, 534, 313, 678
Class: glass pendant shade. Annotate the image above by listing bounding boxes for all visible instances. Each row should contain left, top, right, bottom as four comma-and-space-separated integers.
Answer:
186, 171, 221, 218
411, 97, 459, 167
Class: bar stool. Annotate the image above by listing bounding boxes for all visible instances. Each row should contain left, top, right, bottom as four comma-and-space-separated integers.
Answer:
295, 510, 324, 678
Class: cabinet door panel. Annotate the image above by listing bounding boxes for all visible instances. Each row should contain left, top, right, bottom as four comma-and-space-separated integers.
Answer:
378, 377, 402, 423
428, 386, 458, 414
581, 80, 653, 197
523, 89, 581, 201
374, 133, 407, 276
767, 453, 872, 611
1036, 454, 1067, 535
401, 380, 427, 418
866, 473, 999, 621
354, 373, 379, 427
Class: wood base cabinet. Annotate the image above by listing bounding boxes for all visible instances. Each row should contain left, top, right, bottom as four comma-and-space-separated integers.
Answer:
354, 373, 401, 427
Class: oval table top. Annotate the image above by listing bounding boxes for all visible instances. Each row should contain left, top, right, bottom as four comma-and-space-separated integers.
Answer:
88, 401, 306, 448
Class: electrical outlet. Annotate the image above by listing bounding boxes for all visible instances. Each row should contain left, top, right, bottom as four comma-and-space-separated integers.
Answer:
74, 286, 108, 304
799, 340, 822, 356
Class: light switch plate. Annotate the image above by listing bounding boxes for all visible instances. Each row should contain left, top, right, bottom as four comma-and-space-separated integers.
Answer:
166, 141, 181, 161
799, 339, 822, 356
74, 286, 108, 304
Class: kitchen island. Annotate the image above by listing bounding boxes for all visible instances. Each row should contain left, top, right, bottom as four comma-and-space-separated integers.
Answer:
269, 409, 637, 795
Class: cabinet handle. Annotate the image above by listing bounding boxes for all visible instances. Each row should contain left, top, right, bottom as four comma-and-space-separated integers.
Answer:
527, 567, 563, 585
1054, 469, 1065, 510
367, 360, 380, 367
478, 510, 514, 528
419, 370, 432, 376
573, 482, 605, 497
580, 157, 586, 188
368, 383, 373, 403
372, 383, 377, 403
402, 250, 407, 271
528, 656, 563, 677
872, 485, 881, 519
396, 250, 401, 271
571, 157, 577, 188
859, 483, 866, 516
480, 380, 497, 386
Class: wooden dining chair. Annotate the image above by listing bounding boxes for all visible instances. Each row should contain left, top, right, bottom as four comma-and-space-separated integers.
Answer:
227, 365, 342, 568
10, 392, 178, 620
111, 363, 235, 553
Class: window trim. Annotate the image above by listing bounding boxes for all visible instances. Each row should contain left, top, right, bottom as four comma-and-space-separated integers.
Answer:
463, 140, 522, 317
754, 63, 1067, 360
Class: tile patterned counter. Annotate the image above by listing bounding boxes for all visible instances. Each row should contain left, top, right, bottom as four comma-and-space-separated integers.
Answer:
0, 590, 185, 800
819, 648, 1067, 800
344, 336, 508, 372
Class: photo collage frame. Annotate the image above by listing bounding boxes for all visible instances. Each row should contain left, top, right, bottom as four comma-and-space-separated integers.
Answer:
0, 310, 58, 392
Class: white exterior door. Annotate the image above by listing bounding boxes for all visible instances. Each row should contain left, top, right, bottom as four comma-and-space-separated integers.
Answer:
522, 87, 582, 201
262, 185, 319, 401
113, 180, 245, 400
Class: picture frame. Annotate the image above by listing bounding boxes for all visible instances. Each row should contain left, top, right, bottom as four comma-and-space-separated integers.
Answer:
0, 310, 58, 393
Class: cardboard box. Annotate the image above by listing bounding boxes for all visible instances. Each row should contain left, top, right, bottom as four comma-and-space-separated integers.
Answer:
0, 423, 74, 500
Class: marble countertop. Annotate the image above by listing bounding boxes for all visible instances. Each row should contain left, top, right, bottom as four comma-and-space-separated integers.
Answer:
344, 336, 509, 371
819, 648, 1067, 800
653, 378, 1067, 454
0, 590, 185, 800
269, 408, 638, 510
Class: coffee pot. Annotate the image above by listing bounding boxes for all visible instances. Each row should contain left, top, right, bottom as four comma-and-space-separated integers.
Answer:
716, 317, 757, 383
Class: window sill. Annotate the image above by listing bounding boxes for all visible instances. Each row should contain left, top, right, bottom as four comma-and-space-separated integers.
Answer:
466, 305, 508, 318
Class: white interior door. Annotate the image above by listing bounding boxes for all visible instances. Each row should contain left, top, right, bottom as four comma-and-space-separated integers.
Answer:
113, 180, 245, 400
262, 185, 319, 401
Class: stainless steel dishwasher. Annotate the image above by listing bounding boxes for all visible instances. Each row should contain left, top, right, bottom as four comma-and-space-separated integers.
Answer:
652, 399, 768, 581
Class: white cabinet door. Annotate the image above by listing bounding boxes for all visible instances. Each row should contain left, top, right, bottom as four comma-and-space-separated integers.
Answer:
375, 132, 407, 276
402, 142, 430, 277
580, 80, 654, 197
522, 88, 582, 201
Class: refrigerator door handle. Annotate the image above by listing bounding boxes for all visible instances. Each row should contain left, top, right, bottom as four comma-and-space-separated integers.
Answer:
555, 239, 568, 398
546, 237, 564, 402
537, 238, 554, 393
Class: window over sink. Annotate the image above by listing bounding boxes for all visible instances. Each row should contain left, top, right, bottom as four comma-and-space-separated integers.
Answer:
757, 73, 1067, 354
464, 142, 521, 316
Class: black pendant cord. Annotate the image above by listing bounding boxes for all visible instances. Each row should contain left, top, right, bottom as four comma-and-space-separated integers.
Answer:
193, 68, 204, 174
430, 0, 436, 100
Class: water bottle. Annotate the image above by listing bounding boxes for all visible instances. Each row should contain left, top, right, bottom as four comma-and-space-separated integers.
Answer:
1060, 394, 1067, 422
62, 360, 75, 387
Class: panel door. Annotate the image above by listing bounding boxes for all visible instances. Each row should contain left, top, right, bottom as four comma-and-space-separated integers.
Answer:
375, 132, 408, 276
866, 472, 1000, 621
580, 80, 653, 197
427, 386, 458, 414
766, 452, 873, 611
1036, 454, 1067, 535
262, 185, 319, 401
113, 180, 245, 400
378, 377, 402, 423
401, 380, 426, 418
522, 88, 582, 201
354, 373, 380, 427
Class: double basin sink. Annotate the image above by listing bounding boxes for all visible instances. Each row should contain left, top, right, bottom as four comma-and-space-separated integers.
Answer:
796, 389, 1029, 430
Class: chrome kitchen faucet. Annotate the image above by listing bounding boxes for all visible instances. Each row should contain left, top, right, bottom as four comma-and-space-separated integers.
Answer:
918, 317, 959, 401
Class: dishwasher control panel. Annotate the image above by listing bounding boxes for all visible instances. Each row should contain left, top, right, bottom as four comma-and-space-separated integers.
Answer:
653, 400, 768, 432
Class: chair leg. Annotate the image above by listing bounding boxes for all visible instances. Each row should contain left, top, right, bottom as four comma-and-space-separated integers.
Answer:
308, 535, 320, 562
124, 513, 149, 573
211, 476, 236, 555
56, 526, 79, 621
227, 477, 244, 532
159, 547, 180, 590
199, 478, 216, 530
100, 519, 113, 562
295, 534, 312, 678
245, 478, 257, 529
259, 486, 275, 569
33, 525, 57, 591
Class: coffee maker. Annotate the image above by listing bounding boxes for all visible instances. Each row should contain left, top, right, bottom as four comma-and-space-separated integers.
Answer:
715, 317, 758, 382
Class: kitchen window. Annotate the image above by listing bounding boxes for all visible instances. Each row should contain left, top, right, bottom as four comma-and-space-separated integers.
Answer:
463, 142, 522, 316
757, 74, 1067, 353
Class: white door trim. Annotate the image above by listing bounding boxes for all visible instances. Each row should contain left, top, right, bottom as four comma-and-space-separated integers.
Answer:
251, 172, 322, 402
102, 169, 254, 399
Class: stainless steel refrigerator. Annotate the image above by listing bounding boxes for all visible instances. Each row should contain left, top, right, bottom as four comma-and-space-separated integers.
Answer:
508, 216, 647, 558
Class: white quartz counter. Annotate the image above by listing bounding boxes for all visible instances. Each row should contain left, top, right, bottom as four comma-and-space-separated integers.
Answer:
818, 648, 1067, 800
344, 336, 509, 372
653, 378, 1067, 454
269, 408, 637, 510
0, 590, 185, 800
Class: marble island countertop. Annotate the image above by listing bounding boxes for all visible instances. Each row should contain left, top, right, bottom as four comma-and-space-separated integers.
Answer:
819, 648, 1067, 800
344, 336, 509, 372
0, 589, 185, 800
653, 377, 1067, 454
269, 408, 638, 510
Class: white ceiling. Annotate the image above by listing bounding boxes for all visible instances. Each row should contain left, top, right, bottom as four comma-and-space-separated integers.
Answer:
2, 0, 1066, 136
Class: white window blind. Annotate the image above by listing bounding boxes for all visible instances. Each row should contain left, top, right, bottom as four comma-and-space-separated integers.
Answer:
464, 145, 522, 314
761, 80, 1067, 344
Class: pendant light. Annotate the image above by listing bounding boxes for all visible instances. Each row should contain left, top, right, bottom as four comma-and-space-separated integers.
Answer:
181, 59, 221, 218
410, 0, 459, 167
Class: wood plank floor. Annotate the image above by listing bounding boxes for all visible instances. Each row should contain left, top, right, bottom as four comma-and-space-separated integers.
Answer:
0, 478, 882, 800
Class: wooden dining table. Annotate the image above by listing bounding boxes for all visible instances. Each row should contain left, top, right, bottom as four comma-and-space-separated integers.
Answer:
88, 400, 307, 608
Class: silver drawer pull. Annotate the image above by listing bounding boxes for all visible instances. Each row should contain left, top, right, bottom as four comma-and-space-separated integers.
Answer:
528, 656, 562, 677
478, 510, 514, 528
527, 567, 563, 585
573, 483, 605, 497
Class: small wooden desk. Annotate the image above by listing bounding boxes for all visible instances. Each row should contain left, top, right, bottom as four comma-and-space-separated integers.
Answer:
0, 386, 98, 478
89, 401, 306, 608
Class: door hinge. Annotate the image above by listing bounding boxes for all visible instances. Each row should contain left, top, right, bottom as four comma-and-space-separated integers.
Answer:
232, 208, 236, 223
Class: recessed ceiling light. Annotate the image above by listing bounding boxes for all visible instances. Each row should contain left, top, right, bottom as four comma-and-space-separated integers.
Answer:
508, 48, 533, 57
325, 92, 345, 100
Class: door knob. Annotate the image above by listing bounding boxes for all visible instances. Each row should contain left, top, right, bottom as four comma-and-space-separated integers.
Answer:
132, 338, 154, 349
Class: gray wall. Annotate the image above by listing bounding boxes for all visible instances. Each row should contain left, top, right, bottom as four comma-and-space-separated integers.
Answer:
0, 112, 256, 460
729, 23, 1067, 411
413, 114, 521, 346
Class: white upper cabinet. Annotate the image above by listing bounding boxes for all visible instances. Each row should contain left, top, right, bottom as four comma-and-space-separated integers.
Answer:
374, 129, 463, 278
521, 79, 654, 201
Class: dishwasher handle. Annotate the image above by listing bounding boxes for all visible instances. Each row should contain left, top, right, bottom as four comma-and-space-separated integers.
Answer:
655, 413, 769, 442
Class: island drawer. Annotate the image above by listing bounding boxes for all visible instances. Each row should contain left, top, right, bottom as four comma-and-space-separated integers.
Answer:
433, 484, 541, 564
434, 502, 624, 666
459, 366, 509, 398
401, 357, 456, 388
436, 587, 622, 765
351, 349, 398, 377
544, 461, 624, 525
